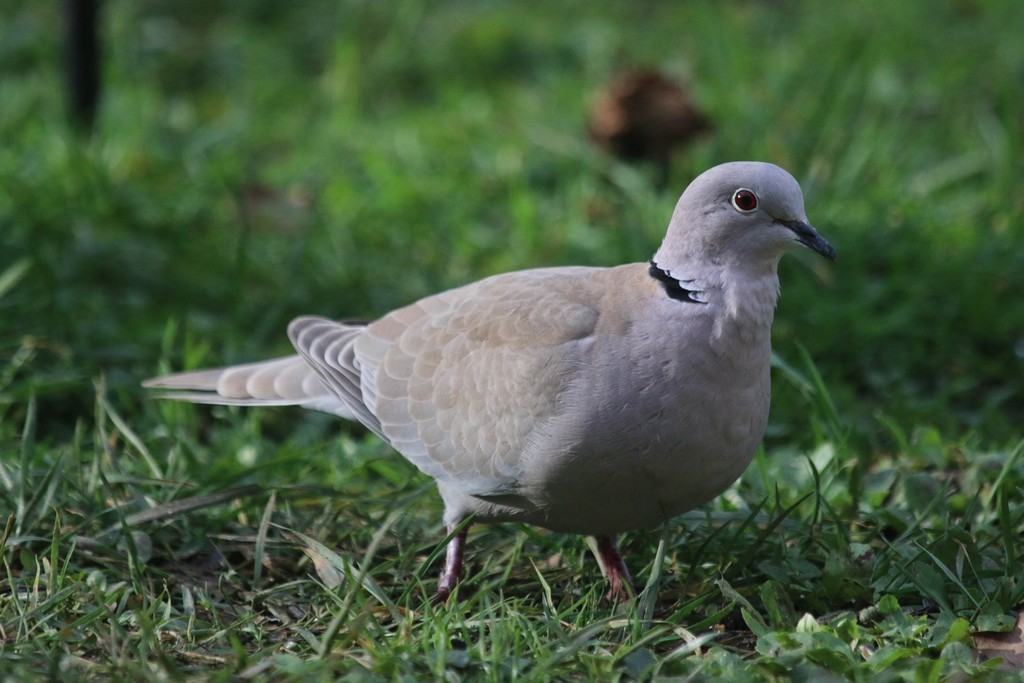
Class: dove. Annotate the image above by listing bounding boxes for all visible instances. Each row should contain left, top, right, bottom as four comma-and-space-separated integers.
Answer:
145, 161, 835, 601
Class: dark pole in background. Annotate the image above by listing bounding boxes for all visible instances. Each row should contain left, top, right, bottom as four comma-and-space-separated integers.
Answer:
66, 0, 101, 131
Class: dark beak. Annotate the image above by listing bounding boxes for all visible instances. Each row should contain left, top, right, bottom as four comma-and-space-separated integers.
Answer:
779, 219, 836, 262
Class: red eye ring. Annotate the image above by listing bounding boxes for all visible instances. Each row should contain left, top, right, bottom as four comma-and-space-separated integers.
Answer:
731, 189, 758, 213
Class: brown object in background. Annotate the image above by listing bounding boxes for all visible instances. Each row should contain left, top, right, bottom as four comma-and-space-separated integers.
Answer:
589, 69, 710, 173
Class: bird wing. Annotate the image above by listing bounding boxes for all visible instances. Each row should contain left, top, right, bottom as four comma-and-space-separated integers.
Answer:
288, 318, 387, 440
290, 267, 607, 494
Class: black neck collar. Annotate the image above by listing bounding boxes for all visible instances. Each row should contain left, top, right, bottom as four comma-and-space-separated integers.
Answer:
648, 260, 704, 304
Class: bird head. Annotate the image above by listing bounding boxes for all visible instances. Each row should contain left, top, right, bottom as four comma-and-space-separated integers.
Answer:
653, 162, 836, 274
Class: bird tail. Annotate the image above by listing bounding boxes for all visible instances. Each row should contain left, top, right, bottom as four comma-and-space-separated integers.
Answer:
143, 355, 355, 418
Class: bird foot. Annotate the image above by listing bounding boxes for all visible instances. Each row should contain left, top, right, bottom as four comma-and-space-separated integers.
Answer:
596, 535, 634, 603
433, 525, 468, 605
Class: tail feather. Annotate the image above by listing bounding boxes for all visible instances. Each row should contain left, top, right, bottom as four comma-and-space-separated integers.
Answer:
142, 366, 227, 391
144, 355, 355, 419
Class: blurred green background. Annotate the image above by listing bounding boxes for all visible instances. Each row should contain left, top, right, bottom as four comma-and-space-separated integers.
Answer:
3, 1, 1021, 448
1, 0, 1023, 677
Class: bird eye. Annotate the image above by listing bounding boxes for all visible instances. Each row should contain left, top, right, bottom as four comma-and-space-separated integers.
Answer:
731, 189, 758, 213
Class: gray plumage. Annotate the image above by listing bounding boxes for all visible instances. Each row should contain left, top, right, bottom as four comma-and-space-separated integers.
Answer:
145, 161, 835, 600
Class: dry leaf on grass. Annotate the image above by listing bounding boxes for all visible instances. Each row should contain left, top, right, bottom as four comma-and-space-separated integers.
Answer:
974, 612, 1024, 670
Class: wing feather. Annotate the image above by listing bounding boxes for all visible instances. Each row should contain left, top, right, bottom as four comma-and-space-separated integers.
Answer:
352, 267, 602, 494
287, 317, 386, 439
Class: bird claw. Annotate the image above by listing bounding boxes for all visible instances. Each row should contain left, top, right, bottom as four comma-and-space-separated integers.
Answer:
432, 584, 453, 606
604, 575, 635, 604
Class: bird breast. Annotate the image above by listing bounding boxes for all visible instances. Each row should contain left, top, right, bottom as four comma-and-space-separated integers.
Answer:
516, 293, 774, 535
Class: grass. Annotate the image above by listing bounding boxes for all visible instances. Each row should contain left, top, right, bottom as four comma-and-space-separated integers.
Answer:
2, 0, 1023, 679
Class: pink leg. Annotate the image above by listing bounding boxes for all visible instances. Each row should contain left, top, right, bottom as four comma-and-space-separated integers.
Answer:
596, 535, 634, 602
435, 525, 468, 602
